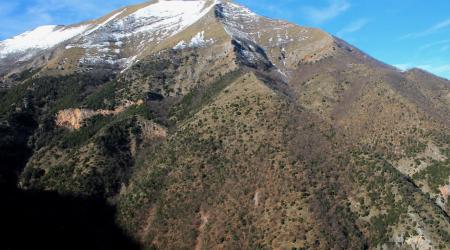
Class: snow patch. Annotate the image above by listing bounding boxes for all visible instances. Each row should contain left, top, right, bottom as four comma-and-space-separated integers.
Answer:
84, 9, 126, 36
189, 31, 207, 47
129, 0, 215, 37
0, 25, 89, 58
173, 31, 214, 50
189, 31, 214, 47
120, 55, 139, 73
173, 40, 187, 50
217, 1, 259, 41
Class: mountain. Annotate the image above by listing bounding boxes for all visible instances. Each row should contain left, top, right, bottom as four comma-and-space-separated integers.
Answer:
0, 0, 449, 249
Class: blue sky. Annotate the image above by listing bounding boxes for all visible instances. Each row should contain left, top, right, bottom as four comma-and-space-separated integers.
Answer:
1, 0, 450, 79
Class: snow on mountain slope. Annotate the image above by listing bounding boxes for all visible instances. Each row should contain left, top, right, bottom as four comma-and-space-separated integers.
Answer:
69, 0, 217, 67
130, 0, 216, 37
0, 0, 217, 67
0, 25, 89, 59
173, 31, 214, 50
215, 1, 334, 72
216, 1, 260, 41
83, 9, 127, 36
0, 0, 332, 77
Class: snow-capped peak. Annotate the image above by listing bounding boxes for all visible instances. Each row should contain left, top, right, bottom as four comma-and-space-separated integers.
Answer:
0, 0, 218, 61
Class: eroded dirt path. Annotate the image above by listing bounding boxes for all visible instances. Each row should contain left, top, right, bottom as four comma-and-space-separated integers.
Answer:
194, 210, 209, 250
254, 189, 261, 207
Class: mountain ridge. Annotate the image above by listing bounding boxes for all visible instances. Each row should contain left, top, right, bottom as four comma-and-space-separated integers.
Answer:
0, 1, 449, 249
0, 0, 335, 82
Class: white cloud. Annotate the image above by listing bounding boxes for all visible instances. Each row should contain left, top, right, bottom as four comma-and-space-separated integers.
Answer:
394, 63, 450, 79
432, 19, 450, 30
419, 39, 450, 51
418, 64, 450, 75
302, 0, 350, 24
337, 18, 369, 37
403, 18, 450, 39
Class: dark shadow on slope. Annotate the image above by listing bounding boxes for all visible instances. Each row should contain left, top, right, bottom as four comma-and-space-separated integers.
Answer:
0, 110, 37, 187
0, 111, 139, 250
0, 185, 139, 250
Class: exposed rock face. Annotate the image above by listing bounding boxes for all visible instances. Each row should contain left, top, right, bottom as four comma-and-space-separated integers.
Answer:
55, 108, 98, 130
439, 178, 450, 205
139, 120, 167, 140
56, 100, 144, 130
405, 235, 433, 250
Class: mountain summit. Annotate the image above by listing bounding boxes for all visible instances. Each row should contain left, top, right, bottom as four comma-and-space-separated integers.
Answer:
0, 0, 333, 79
1, 1, 449, 249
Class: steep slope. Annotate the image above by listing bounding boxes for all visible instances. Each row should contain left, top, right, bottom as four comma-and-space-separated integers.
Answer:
0, 1, 449, 249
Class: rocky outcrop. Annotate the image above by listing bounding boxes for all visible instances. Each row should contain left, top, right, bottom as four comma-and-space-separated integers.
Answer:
139, 120, 167, 140
56, 108, 98, 130
56, 100, 144, 130
440, 183, 450, 198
